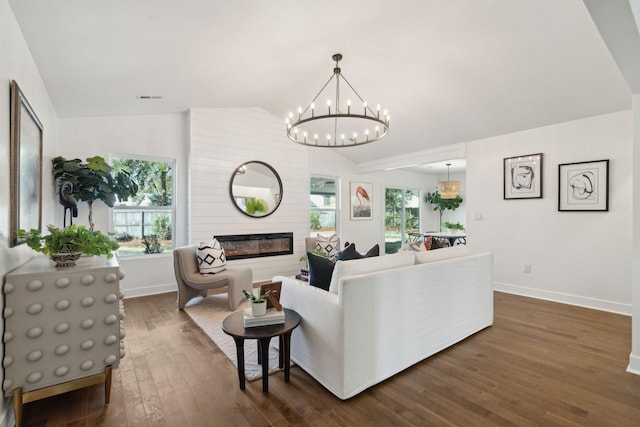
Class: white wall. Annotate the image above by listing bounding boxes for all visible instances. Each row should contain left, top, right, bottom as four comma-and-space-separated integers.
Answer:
58, 114, 189, 297
189, 108, 309, 281
467, 110, 632, 314
631, 93, 640, 373
0, 0, 60, 424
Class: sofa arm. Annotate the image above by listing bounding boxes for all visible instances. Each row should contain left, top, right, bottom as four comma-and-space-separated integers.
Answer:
272, 276, 346, 394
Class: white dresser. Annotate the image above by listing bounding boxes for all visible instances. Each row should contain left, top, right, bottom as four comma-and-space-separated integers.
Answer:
3, 255, 125, 426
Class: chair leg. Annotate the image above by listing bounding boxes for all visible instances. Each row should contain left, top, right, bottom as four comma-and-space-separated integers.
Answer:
177, 283, 207, 309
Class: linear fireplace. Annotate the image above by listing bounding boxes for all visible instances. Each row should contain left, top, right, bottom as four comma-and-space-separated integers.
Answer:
216, 232, 294, 260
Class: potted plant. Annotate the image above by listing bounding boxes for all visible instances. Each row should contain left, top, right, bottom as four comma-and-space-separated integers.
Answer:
242, 288, 277, 317
442, 221, 465, 234
52, 156, 138, 231
17, 224, 120, 267
424, 190, 463, 231
245, 198, 268, 215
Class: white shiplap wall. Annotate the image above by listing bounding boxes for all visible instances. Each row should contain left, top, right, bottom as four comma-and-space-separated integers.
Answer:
189, 108, 309, 282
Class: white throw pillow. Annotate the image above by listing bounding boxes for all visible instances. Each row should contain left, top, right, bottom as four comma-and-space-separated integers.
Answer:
315, 234, 340, 257
328, 251, 415, 295
414, 244, 469, 264
197, 238, 227, 274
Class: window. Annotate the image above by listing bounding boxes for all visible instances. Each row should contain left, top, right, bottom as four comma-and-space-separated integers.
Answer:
111, 155, 175, 256
310, 176, 338, 237
384, 187, 421, 254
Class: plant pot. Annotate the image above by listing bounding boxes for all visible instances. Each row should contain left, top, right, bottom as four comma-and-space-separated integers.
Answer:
251, 301, 267, 317
50, 252, 82, 267
50, 243, 82, 267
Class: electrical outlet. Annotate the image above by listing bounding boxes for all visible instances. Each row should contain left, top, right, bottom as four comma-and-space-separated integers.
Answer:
474, 213, 483, 221
524, 264, 531, 273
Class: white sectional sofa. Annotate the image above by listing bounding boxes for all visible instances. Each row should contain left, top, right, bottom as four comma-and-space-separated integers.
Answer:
272, 246, 493, 400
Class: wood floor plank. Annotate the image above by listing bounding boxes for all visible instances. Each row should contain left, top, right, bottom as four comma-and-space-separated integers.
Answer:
19, 291, 640, 426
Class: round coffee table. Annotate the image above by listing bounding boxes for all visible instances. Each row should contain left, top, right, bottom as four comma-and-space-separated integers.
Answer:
221, 308, 301, 392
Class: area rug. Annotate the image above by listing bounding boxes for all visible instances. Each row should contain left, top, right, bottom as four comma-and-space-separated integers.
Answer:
183, 293, 285, 381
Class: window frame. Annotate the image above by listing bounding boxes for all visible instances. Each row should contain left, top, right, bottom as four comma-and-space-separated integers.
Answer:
109, 153, 176, 258
309, 175, 340, 238
384, 186, 422, 251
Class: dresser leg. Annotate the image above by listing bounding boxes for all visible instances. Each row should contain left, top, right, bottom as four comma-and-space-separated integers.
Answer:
13, 388, 23, 427
104, 365, 113, 404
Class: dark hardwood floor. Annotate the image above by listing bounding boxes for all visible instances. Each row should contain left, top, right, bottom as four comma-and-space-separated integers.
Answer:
21, 291, 640, 426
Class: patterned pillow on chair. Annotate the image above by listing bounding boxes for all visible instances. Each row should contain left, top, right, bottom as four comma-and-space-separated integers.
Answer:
315, 234, 340, 257
197, 238, 227, 274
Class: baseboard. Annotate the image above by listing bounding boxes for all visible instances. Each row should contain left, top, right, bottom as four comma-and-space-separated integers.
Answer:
122, 282, 176, 299
628, 353, 640, 375
494, 282, 632, 315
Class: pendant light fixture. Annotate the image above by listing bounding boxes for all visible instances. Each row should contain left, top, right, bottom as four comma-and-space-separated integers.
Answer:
286, 53, 390, 147
438, 163, 460, 199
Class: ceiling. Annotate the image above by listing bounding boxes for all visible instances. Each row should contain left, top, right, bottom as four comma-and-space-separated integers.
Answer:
8, 0, 631, 165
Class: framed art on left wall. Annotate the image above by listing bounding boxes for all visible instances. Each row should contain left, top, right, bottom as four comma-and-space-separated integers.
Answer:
10, 80, 43, 247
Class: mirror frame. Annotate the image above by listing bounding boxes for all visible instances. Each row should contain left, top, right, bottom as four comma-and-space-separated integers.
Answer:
229, 160, 283, 218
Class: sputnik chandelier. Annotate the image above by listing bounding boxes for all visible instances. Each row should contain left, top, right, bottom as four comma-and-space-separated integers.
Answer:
286, 53, 390, 147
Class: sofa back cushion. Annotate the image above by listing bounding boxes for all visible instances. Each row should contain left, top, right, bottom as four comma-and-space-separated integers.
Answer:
328, 251, 415, 295
414, 244, 469, 264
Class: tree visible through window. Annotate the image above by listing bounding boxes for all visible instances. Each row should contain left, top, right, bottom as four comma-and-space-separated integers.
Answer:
385, 187, 420, 253
310, 176, 338, 237
111, 155, 175, 256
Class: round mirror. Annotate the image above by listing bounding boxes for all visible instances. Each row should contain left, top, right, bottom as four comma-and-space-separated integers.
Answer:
229, 161, 283, 218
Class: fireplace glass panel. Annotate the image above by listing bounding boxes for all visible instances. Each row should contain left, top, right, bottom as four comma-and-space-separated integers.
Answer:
217, 232, 293, 260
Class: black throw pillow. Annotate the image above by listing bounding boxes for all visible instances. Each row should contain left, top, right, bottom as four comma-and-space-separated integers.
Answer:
335, 243, 362, 261
363, 244, 380, 257
430, 238, 443, 249
307, 252, 335, 291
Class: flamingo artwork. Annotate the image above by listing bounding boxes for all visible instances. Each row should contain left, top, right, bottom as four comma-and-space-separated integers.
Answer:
352, 184, 371, 219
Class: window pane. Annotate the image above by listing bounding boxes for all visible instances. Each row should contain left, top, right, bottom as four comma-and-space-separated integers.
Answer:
112, 157, 174, 256
385, 188, 403, 254
404, 190, 420, 243
385, 187, 421, 254
310, 177, 337, 237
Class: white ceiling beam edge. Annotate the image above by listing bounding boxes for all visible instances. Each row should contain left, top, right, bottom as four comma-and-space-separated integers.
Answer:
355, 142, 466, 175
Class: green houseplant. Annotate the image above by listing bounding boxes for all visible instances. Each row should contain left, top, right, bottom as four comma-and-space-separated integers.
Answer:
424, 190, 463, 231
442, 221, 465, 232
243, 288, 278, 317
245, 198, 268, 215
52, 156, 138, 231
17, 225, 119, 267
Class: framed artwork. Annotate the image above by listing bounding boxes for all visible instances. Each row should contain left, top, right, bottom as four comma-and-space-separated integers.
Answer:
260, 281, 282, 310
10, 80, 43, 247
503, 153, 543, 199
350, 181, 372, 220
558, 159, 609, 212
